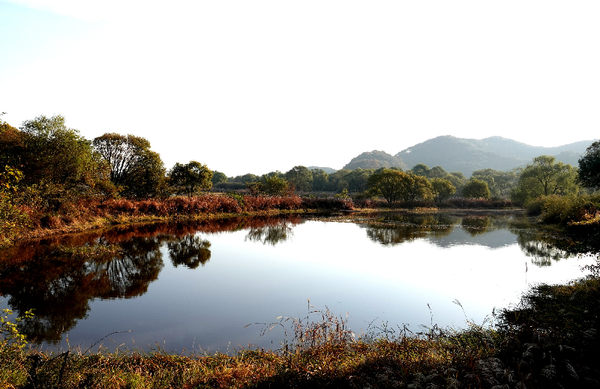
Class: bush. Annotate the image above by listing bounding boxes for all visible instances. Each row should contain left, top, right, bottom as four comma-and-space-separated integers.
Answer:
535, 194, 600, 226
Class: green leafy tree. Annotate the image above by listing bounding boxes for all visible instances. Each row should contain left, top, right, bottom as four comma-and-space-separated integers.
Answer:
368, 169, 406, 202
248, 175, 294, 196
368, 169, 432, 202
428, 166, 448, 179
511, 156, 578, 204
430, 177, 456, 202
169, 161, 213, 197
345, 168, 373, 193
447, 172, 467, 191
410, 163, 430, 177
285, 166, 313, 192
311, 169, 329, 191
578, 141, 600, 190
327, 169, 351, 192
472, 168, 518, 199
405, 174, 434, 201
211, 171, 228, 185
93, 133, 166, 199
14, 115, 112, 207
462, 178, 491, 199
411, 164, 464, 194
232, 173, 259, 184
496, 170, 518, 198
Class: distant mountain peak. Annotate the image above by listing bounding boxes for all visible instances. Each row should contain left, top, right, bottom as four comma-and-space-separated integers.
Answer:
342, 150, 407, 171
391, 135, 594, 176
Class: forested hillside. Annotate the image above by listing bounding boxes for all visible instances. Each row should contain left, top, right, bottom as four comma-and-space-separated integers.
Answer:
342, 150, 407, 170
393, 136, 592, 176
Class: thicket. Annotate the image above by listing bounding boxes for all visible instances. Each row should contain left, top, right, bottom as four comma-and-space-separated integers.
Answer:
525, 194, 600, 230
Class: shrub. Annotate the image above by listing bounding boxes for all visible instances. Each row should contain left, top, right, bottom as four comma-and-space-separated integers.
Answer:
1, 308, 34, 353
536, 194, 600, 226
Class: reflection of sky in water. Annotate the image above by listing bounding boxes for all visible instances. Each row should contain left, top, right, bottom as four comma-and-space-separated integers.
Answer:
1, 218, 596, 354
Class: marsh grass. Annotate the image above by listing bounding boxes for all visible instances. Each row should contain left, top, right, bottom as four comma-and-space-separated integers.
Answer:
0, 302, 513, 388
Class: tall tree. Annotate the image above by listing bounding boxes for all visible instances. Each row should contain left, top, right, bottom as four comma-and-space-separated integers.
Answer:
311, 169, 329, 191
578, 141, 600, 190
368, 169, 432, 202
410, 164, 430, 177
93, 133, 166, 198
345, 168, 373, 192
471, 169, 518, 199
430, 177, 456, 202
327, 169, 351, 192
17, 115, 111, 204
247, 175, 294, 196
211, 171, 228, 185
511, 155, 578, 204
285, 166, 313, 192
462, 178, 491, 199
169, 161, 213, 197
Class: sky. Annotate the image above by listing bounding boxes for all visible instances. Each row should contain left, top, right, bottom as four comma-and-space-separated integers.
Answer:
1, 1, 599, 177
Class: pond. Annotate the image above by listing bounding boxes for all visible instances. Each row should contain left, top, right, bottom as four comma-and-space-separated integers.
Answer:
0, 211, 597, 354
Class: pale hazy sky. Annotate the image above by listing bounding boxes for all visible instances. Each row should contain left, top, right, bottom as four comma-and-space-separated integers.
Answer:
1, 1, 599, 176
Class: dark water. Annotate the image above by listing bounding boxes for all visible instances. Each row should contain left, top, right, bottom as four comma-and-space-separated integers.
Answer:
0, 212, 596, 353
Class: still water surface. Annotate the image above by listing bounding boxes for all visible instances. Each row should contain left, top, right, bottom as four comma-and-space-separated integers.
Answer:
0, 212, 596, 353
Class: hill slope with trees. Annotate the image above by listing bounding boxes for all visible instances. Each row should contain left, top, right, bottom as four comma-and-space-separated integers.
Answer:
392, 136, 592, 176
342, 150, 407, 170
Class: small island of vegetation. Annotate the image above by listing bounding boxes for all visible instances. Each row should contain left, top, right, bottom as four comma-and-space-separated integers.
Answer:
1, 113, 600, 387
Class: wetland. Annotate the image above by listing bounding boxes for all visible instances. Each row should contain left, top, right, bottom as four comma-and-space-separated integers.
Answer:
1, 210, 595, 354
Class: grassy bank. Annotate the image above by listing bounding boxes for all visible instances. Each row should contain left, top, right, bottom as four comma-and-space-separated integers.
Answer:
3, 194, 517, 247
4, 195, 353, 244
2, 266, 600, 388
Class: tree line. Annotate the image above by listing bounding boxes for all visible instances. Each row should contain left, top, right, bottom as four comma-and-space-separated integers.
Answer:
0, 114, 214, 203
2, 113, 600, 243
218, 155, 585, 206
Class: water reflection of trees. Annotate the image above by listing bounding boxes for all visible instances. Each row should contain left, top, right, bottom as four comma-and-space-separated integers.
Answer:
363, 214, 457, 246
245, 224, 294, 245
512, 227, 583, 267
168, 235, 211, 269
0, 215, 302, 344
461, 216, 492, 236
360, 212, 587, 269
0, 235, 165, 343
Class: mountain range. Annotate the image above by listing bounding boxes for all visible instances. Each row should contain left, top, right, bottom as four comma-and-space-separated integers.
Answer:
335, 136, 595, 177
